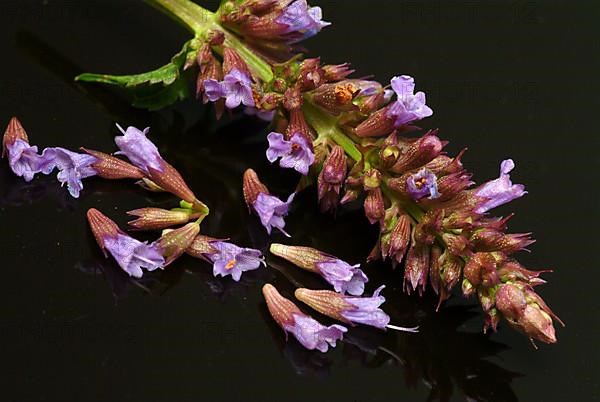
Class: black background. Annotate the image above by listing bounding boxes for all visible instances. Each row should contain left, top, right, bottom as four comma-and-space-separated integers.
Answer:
1, 1, 598, 401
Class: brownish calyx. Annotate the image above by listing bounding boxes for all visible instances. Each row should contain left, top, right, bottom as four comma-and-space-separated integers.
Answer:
262, 284, 302, 328
243, 168, 269, 207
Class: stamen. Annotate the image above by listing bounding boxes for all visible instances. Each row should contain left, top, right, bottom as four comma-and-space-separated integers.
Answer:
225, 259, 237, 270
386, 324, 419, 333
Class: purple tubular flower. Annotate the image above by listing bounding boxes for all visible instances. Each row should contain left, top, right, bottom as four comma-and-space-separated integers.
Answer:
262, 284, 346, 352
206, 240, 266, 282
315, 259, 368, 296
387, 75, 433, 127
266, 132, 315, 175
284, 314, 347, 352
103, 234, 165, 278
87, 209, 165, 279
407, 168, 441, 200
253, 192, 295, 236
277, 0, 331, 44
114, 125, 163, 174
6, 139, 55, 182
341, 285, 390, 328
202, 69, 255, 109
50, 147, 98, 198
475, 159, 527, 214
203, 79, 225, 103
223, 69, 255, 109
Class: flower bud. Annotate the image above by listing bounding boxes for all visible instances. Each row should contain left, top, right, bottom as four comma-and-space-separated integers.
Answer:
380, 146, 400, 169
297, 58, 324, 91
497, 261, 549, 286
354, 105, 395, 138
463, 252, 499, 287
2, 116, 28, 158
387, 214, 412, 265
470, 229, 535, 254
80, 148, 145, 180
414, 210, 443, 245
318, 145, 347, 213
435, 171, 473, 201
322, 63, 354, 82
282, 87, 303, 110
243, 168, 270, 207
390, 131, 445, 173
147, 162, 204, 209
127, 208, 193, 231
442, 232, 471, 256
495, 283, 527, 321
157, 222, 200, 265
462, 278, 475, 297
362, 169, 381, 190
312, 81, 359, 115
404, 244, 430, 295
364, 188, 385, 224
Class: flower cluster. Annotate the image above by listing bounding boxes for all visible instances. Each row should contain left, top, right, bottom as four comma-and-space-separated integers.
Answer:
2, 118, 266, 283
76, 0, 563, 345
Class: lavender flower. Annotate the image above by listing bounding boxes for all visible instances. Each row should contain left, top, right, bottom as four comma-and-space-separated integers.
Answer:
262, 284, 347, 352
475, 159, 526, 214
266, 132, 315, 175
206, 240, 266, 282
6, 139, 55, 182
387, 75, 433, 127
114, 125, 163, 173
277, 0, 331, 44
315, 259, 368, 296
407, 168, 441, 200
295, 285, 389, 329
253, 192, 295, 236
87, 208, 165, 278
103, 234, 165, 278
204, 69, 255, 109
339, 286, 390, 328
51, 147, 98, 198
270, 244, 370, 296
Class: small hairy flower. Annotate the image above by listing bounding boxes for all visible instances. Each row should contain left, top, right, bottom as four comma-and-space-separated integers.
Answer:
270, 244, 369, 296
86, 208, 165, 278
50, 148, 98, 198
266, 132, 315, 175
474, 159, 526, 214
205, 240, 265, 281
254, 192, 295, 236
262, 284, 346, 352
295, 286, 390, 329
406, 168, 441, 200
387, 75, 433, 127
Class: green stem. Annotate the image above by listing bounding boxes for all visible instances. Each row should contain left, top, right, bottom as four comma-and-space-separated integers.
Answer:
302, 101, 363, 162
146, 0, 273, 82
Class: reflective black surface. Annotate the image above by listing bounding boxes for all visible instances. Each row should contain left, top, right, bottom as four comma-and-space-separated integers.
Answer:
1, 1, 598, 401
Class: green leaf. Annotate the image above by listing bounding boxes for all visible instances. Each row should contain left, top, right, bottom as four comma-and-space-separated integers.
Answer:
75, 40, 196, 110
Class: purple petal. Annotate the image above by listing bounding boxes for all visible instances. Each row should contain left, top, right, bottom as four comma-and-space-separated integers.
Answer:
387, 76, 433, 127
222, 69, 255, 108
284, 313, 347, 352
253, 192, 294, 236
114, 125, 163, 173
316, 259, 368, 296
406, 169, 441, 200
475, 159, 527, 214
7, 140, 56, 182
208, 241, 265, 282
203, 79, 225, 102
342, 285, 391, 329
51, 147, 98, 198
266, 132, 292, 162
104, 234, 165, 278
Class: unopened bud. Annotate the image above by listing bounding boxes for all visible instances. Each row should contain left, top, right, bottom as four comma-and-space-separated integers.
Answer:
127, 208, 193, 231
157, 222, 200, 265
404, 244, 430, 295
364, 188, 385, 224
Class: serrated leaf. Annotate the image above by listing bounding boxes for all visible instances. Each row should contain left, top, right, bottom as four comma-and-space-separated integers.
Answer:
74, 40, 198, 110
